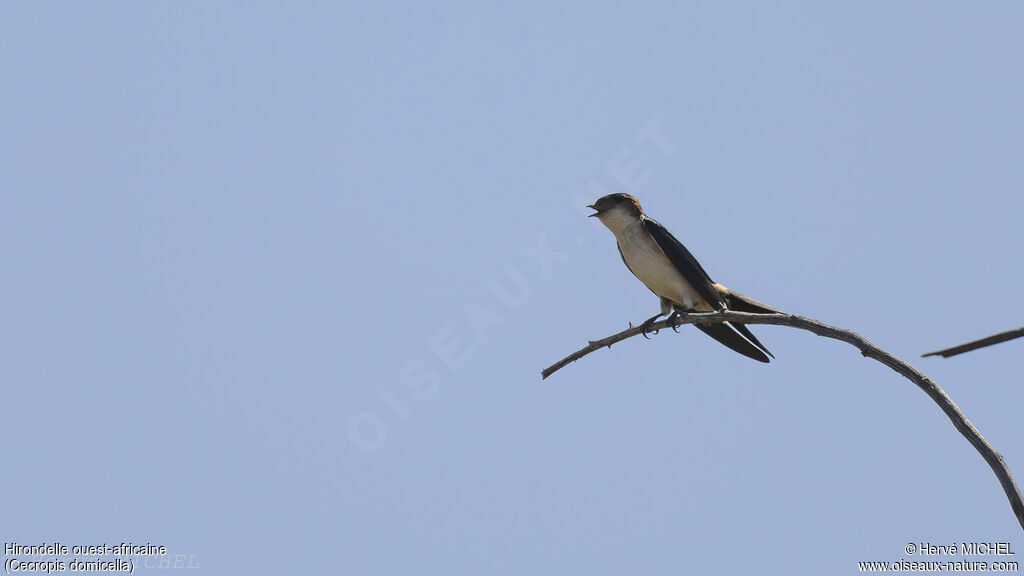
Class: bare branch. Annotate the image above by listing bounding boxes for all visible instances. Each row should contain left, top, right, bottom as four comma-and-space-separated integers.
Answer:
923, 327, 1024, 358
541, 310, 1024, 531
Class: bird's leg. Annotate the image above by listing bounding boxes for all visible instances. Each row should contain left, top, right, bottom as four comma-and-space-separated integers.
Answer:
667, 310, 682, 332
639, 313, 664, 339
640, 299, 675, 339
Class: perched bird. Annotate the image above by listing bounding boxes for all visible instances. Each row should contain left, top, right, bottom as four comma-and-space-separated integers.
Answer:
588, 193, 776, 363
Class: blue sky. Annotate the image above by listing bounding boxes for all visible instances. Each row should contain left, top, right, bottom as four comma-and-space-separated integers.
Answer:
2, 1, 1023, 574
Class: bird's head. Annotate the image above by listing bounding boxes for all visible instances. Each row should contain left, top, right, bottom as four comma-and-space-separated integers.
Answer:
587, 193, 644, 232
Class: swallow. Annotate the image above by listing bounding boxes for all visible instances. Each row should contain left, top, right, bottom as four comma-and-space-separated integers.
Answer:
588, 193, 776, 363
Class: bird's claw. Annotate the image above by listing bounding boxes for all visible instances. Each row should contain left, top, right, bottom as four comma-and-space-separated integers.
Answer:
639, 315, 662, 339
667, 311, 681, 332
641, 321, 656, 339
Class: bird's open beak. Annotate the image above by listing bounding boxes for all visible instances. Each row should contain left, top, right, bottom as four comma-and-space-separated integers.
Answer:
587, 204, 600, 217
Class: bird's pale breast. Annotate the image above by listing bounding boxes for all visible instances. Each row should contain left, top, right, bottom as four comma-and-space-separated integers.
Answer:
617, 222, 712, 311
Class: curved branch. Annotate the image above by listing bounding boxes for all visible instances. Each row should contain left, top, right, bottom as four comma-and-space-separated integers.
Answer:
541, 310, 1024, 531
923, 326, 1024, 358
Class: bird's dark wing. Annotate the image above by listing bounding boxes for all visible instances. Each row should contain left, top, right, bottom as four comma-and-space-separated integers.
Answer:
729, 323, 774, 359
641, 217, 726, 309
636, 218, 774, 362
695, 323, 770, 363
713, 284, 776, 358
